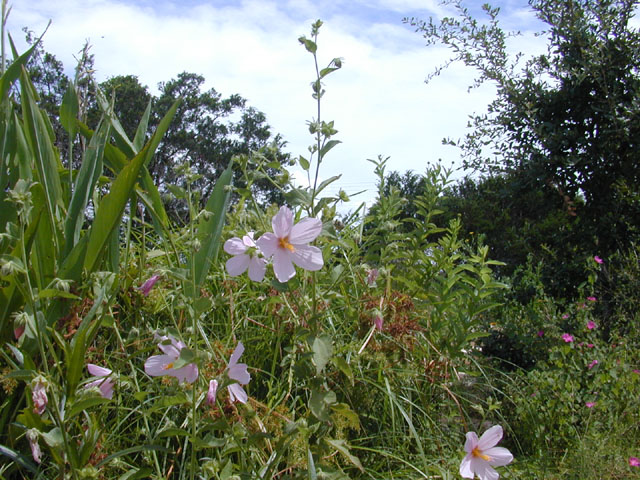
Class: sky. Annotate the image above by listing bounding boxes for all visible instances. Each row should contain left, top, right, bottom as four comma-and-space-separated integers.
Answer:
6, 0, 547, 211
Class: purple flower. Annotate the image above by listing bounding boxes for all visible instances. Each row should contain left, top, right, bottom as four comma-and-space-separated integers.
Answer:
257, 206, 323, 282
224, 232, 267, 282
26, 429, 41, 464
594, 256, 604, 264
374, 313, 384, 331
586, 402, 595, 408
562, 333, 574, 343
206, 379, 218, 407
587, 296, 597, 302
138, 275, 161, 296
460, 425, 513, 480
630, 457, 640, 467
31, 378, 47, 415
588, 359, 598, 370
537, 330, 544, 337
86, 364, 115, 399
144, 334, 198, 384
226, 342, 250, 404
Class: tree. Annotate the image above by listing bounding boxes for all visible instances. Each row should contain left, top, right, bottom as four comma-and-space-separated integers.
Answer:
406, 0, 640, 262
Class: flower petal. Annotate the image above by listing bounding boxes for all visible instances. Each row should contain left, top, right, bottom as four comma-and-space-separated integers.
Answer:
459, 453, 474, 479
272, 206, 293, 238
485, 446, 513, 467
473, 460, 499, 480
290, 217, 322, 243
87, 364, 111, 377
229, 363, 250, 385
290, 244, 323, 271
256, 233, 278, 258
228, 383, 248, 404
229, 342, 244, 366
224, 237, 248, 255
464, 431, 479, 454
272, 249, 296, 282
144, 354, 174, 377
226, 254, 250, 277
248, 256, 266, 282
242, 233, 256, 247
156, 335, 182, 356
477, 425, 503, 451
207, 379, 218, 406
170, 363, 199, 384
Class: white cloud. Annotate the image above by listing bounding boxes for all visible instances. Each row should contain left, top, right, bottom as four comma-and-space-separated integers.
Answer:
6, 0, 543, 213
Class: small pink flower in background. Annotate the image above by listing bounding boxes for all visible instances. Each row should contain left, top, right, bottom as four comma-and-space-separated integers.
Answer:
31, 378, 47, 415
460, 425, 513, 480
226, 342, 251, 404
633, 369, 640, 375
630, 457, 640, 467
588, 360, 599, 370
586, 402, 595, 408
587, 320, 596, 330
224, 232, 267, 282
562, 333, 574, 343
587, 343, 595, 348
562, 313, 569, 320
206, 379, 218, 407
86, 364, 115, 399
145, 334, 198, 384
26, 429, 41, 464
257, 206, 323, 283
594, 255, 604, 264
537, 330, 544, 337
367, 268, 379, 285
374, 313, 384, 331
138, 274, 161, 296
587, 296, 597, 302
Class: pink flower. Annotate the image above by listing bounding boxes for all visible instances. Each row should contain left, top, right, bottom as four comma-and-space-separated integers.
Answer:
587, 343, 595, 348
31, 378, 47, 415
224, 232, 266, 282
374, 313, 384, 331
138, 274, 161, 296
460, 425, 513, 480
586, 402, 595, 408
206, 379, 218, 407
144, 334, 198, 384
26, 429, 41, 464
630, 457, 640, 467
86, 364, 115, 399
226, 342, 251, 404
587, 320, 596, 330
633, 369, 640, 375
587, 296, 597, 302
367, 268, 379, 286
562, 333, 574, 343
537, 330, 544, 337
257, 206, 323, 282
588, 360, 598, 370
594, 256, 603, 264
562, 314, 569, 320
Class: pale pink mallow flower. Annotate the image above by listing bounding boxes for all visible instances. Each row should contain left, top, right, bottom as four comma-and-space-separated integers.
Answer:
373, 314, 384, 331
257, 206, 323, 283
206, 379, 218, 407
587, 296, 597, 302
630, 457, 640, 467
562, 314, 570, 320
31, 378, 47, 415
562, 333, 574, 343
594, 255, 604, 264
138, 275, 161, 296
460, 425, 513, 480
224, 232, 266, 282
144, 334, 198, 384
587, 320, 596, 330
86, 364, 115, 399
588, 360, 599, 370
226, 342, 250, 404
586, 402, 595, 408
26, 429, 41, 464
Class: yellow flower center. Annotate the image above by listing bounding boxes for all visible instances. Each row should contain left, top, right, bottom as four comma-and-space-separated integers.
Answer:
164, 362, 174, 370
279, 237, 295, 252
472, 447, 490, 461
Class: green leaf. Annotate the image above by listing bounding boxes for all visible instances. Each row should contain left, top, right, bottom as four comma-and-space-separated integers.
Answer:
0, 443, 38, 474
41, 427, 64, 448
315, 175, 341, 196
96, 445, 169, 468
133, 99, 152, 152
171, 347, 195, 370
298, 37, 317, 54
325, 439, 364, 472
189, 163, 233, 294
67, 396, 111, 419
0, 32, 42, 100
312, 335, 333, 375
331, 356, 354, 385
59, 81, 79, 137
299, 155, 310, 170
309, 388, 336, 421
319, 140, 341, 159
